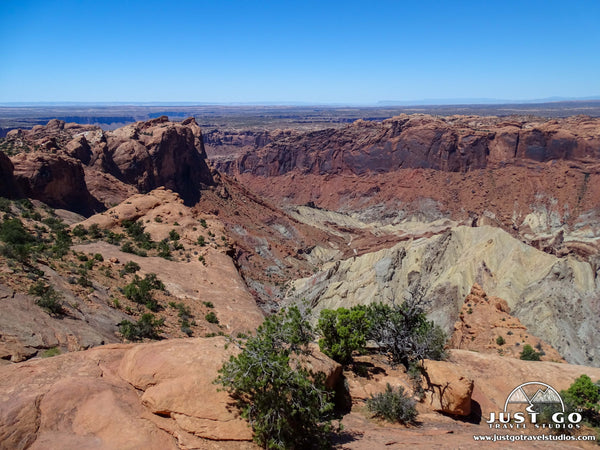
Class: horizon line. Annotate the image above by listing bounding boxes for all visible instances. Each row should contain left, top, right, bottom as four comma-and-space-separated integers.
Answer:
1, 96, 600, 108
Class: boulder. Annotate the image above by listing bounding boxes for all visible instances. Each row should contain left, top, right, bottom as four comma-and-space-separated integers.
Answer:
422, 359, 474, 416
64, 134, 92, 165
118, 337, 253, 441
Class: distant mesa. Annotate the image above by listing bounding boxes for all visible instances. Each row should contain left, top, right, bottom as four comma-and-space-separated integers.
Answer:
218, 114, 600, 177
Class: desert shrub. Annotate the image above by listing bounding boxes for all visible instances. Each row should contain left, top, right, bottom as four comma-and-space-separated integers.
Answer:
122, 220, 154, 250
88, 224, 102, 239
203, 301, 214, 308
77, 269, 93, 288
123, 273, 164, 311
120, 241, 135, 254
366, 296, 447, 369
561, 374, 600, 423
157, 239, 171, 259
317, 305, 370, 364
17, 198, 33, 210
496, 336, 505, 346
169, 229, 180, 241
103, 230, 124, 245
0, 217, 38, 261
93, 253, 103, 261
197, 235, 205, 246
41, 347, 61, 358
0, 197, 11, 212
29, 281, 64, 315
122, 261, 140, 274
173, 302, 194, 336
200, 218, 207, 228
22, 210, 42, 221
72, 224, 87, 238
119, 313, 164, 341
215, 306, 335, 449
367, 383, 417, 424
42, 216, 66, 232
50, 229, 73, 258
205, 311, 219, 324
519, 344, 541, 361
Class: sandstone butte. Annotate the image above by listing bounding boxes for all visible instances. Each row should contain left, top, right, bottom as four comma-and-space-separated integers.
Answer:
1, 115, 600, 448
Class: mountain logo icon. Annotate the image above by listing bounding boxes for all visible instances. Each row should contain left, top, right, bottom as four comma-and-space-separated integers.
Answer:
504, 381, 564, 412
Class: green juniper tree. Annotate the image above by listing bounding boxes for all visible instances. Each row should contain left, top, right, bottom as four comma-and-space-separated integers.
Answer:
216, 306, 336, 449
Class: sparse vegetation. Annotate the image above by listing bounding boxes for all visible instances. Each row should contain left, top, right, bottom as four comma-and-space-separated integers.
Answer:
88, 224, 102, 239
365, 296, 447, 369
0, 197, 11, 213
121, 261, 141, 275
205, 311, 219, 324
367, 383, 418, 424
120, 241, 135, 254
496, 336, 505, 346
215, 306, 335, 449
29, 280, 64, 315
119, 313, 165, 341
0, 217, 39, 262
72, 224, 87, 238
519, 344, 541, 361
317, 305, 370, 364
41, 347, 61, 358
171, 302, 194, 336
157, 239, 171, 259
123, 273, 165, 312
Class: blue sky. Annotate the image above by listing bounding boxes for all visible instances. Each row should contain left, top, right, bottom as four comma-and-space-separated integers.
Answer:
0, 0, 598, 104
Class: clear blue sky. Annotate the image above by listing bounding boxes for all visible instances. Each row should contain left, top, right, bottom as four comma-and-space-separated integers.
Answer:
0, 0, 598, 104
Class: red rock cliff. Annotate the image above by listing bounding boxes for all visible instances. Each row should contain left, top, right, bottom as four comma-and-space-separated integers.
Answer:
221, 114, 600, 176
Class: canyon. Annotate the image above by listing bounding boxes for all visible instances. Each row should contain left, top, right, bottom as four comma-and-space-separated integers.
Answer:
1, 113, 600, 448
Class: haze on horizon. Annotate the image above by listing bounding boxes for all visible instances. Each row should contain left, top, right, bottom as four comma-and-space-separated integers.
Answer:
0, 0, 598, 105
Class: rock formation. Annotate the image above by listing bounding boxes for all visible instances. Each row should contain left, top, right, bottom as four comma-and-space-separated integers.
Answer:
0, 151, 20, 198
422, 359, 474, 416
286, 226, 600, 366
0, 282, 127, 363
2, 117, 215, 212
218, 115, 600, 177
11, 151, 102, 215
103, 116, 214, 205
0, 336, 342, 449
449, 284, 564, 361
2, 111, 600, 447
